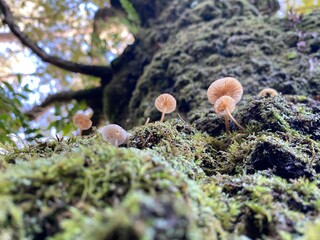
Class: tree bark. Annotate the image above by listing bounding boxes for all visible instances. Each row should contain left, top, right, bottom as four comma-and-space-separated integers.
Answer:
106, 0, 320, 132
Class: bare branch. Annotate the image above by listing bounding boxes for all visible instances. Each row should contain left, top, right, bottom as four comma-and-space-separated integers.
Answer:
0, 0, 113, 78
25, 87, 102, 119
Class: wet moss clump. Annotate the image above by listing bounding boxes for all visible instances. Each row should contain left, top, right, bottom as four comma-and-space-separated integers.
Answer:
129, 119, 220, 177
239, 95, 320, 140
0, 131, 223, 239
204, 173, 320, 239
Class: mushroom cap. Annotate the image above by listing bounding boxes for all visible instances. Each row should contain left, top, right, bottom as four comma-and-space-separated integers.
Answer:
214, 96, 236, 116
72, 113, 92, 130
258, 88, 278, 98
155, 93, 177, 114
100, 124, 127, 146
207, 77, 243, 104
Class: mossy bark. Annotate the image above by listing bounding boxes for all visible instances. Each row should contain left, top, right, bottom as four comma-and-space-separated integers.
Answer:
103, 0, 320, 128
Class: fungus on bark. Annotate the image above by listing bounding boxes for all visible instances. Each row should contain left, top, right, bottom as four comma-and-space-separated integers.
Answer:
207, 77, 243, 104
214, 96, 244, 133
155, 93, 177, 122
258, 88, 278, 98
72, 113, 92, 136
100, 124, 127, 147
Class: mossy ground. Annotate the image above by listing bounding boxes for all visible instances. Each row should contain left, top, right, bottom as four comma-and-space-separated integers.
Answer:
1, 94, 320, 239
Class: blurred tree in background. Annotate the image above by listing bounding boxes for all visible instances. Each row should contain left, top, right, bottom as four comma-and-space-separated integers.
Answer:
288, 0, 320, 14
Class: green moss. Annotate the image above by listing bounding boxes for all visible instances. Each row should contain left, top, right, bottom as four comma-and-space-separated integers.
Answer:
204, 173, 320, 238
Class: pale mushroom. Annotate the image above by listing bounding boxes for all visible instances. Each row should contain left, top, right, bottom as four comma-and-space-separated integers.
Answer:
100, 124, 127, 147
207, 77, 243, 104
155, 93, 177, 122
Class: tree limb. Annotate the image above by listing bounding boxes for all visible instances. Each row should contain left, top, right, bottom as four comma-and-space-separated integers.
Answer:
0, 0, 113, 78
25, 87, 102, 119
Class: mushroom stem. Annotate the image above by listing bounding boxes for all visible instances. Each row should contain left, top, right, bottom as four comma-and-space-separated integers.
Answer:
160, 112, 165, 122
79, 128, 82, 137
160, 107, 166, 122
145, 117, 150, 125
226, 109, 244, 130
115, 139, 118, 147
224, 115, 230, 134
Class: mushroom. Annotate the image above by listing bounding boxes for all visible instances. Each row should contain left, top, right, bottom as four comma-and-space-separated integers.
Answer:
207, 77, 243, 104
214, 96, 244, 133
72, 113, 92, 136
100, 124, 127, 147
258, 88, 278, 98
207, 77, 244, 133
155, 93, 177, 122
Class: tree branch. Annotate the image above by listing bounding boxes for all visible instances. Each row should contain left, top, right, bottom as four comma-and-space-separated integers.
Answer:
25, 87, 102, 119
0, 0, 112, 78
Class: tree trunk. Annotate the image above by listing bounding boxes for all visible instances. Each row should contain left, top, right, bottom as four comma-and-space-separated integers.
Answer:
103, 0, 320, 131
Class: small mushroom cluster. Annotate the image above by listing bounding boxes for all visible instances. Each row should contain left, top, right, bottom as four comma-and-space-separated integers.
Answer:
207, 77, 244, 133
73, 77, 262, 146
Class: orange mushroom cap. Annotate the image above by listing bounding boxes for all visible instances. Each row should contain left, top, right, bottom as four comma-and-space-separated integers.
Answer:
207, 77, 243, 104
214, 96, 236, 116
258, 88, 278, 98
155, 93, 177, 114
100, 124, 127, 146
72, 113, 92, 130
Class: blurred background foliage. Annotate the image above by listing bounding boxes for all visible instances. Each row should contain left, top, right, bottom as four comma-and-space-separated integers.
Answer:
287, 0, 320, 14
0, 78, 39, 144
0, 0, 319, 146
